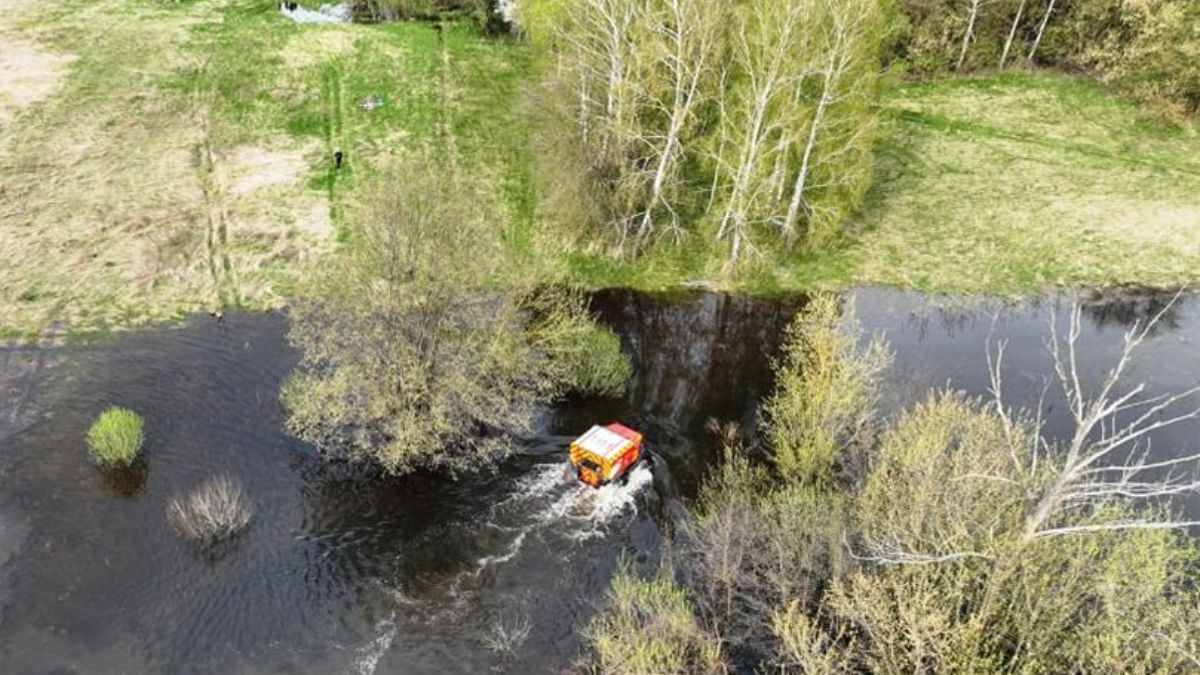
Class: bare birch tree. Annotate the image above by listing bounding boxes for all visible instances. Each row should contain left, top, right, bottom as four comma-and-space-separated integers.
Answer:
716, 1, 804, 264
555, 0, 648, 163
956, 0, 984, 70
554, 0, 654, 247
781, 0, 880, 244
1016, 298, 1200, 540
630, 0, 726, 251
999, 0, 1028, 68
543, 0, 885, 263
1026, 0, 1057, 62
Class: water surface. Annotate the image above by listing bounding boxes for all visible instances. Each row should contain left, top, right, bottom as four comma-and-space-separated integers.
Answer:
0, 288, 1197, 673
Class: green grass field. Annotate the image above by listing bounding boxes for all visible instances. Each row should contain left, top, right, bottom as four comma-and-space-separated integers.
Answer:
1, 1, 1197, 341
836, 73, 1200, 293
0, 0, 532, 341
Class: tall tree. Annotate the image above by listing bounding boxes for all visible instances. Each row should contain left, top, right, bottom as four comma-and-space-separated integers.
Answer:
957, 0, 984, 69
782, 0, 881, 244
716, 0, 804, 263
630, 0, 726, 251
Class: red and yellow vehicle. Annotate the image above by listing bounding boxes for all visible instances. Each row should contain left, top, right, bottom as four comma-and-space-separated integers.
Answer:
569, 423, 645, 488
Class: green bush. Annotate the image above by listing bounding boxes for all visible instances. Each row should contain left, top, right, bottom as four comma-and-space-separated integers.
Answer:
586, 562, 724, 675
760, 295, 890, 485
548, 319, 632, 398
283, 163, 631, 475
86, 406, 145, 466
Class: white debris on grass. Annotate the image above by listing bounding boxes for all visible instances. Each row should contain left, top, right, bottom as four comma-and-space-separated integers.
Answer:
359, 95, 384, 111
281, 2, 352, 24
497, 0, 518, 23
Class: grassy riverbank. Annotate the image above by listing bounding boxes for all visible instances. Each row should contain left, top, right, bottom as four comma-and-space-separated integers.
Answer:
1, 0, 1198, 341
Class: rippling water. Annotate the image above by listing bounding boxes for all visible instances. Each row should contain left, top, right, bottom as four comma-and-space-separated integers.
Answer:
0, 288, 1197, 673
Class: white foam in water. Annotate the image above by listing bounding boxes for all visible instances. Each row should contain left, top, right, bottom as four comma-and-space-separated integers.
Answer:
473, 528, 530, 576
281, 2, 351, 24
531, 463, 654, 540
587, 464, 654, 522
492, 463, 566, 512
350, 615, 397, 675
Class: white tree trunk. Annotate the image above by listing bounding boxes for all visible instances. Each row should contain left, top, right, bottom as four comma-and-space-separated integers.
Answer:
1027, 0, 1056, 62
633, 0, 718, 251
783, 90, 830, 240
957, 0, 981, 70
1000, 0, 1028, 68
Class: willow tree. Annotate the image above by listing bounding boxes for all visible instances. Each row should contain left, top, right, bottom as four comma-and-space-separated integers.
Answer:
283, 162, 630, 476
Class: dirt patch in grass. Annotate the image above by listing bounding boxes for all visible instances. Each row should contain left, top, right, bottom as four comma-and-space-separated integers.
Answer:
217, 142, 334, 245
0, 0, 344, 342
1082, 201, 1200, 257
219, 145, 310, 196
0, 39, 75, 126
278, 27, 360, 69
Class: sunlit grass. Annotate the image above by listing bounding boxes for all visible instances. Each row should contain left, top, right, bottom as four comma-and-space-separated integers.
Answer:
0, 0, 530, 342
835, 72, 1200, 293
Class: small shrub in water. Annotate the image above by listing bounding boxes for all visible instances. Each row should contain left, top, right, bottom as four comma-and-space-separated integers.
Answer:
547, 318, 632, 399
86, 407, 145, 466
167, 476, 252, 546
485, 613, 531, 657
586, 562, 724, 674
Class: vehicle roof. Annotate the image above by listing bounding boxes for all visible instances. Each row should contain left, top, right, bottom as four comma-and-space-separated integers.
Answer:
573, 424, 634, 461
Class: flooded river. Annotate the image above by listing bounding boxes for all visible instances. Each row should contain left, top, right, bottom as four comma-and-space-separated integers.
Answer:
0, 288, 1197, 673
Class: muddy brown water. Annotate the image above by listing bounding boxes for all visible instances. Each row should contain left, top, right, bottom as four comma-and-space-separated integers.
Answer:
0, 288, 1197, 673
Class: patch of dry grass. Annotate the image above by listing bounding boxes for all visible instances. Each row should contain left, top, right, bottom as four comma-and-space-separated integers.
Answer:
0, 0, 532, 341
0, 0, 340, 341
0, 38, 76, 125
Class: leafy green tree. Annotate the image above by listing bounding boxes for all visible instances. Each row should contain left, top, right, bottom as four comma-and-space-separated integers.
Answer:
283, 162, 629, 475
760, 295, 890, 486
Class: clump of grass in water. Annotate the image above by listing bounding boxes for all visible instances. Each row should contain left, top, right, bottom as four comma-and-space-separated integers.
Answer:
86, 406, 145, 467
485, 612, 531, 658
167, 476, 253, 547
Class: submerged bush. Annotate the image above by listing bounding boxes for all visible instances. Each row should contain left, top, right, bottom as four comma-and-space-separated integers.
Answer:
167, 476, 252, 546
547, 319, 632, 398
586, 563, 725, 675
86, 406, 145, 466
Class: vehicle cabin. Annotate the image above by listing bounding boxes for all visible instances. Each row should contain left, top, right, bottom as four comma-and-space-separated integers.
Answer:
570, 423, 644, 488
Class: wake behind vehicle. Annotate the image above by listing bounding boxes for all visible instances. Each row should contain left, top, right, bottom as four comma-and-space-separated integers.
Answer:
569, 423, 645, 488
